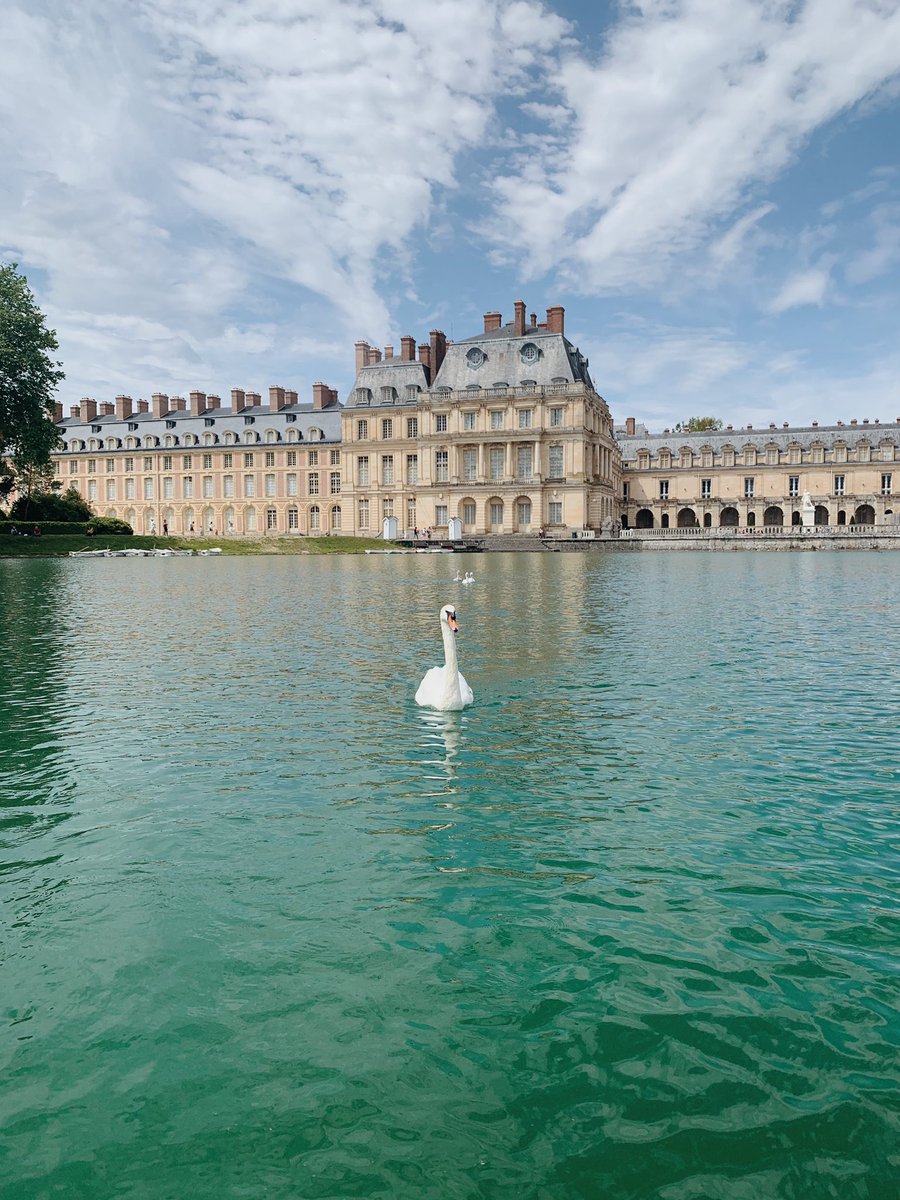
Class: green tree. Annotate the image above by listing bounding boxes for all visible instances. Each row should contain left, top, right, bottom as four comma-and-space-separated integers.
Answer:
0, 263, 65, 511
9, 484, 92, 522
675, 416, 723, 432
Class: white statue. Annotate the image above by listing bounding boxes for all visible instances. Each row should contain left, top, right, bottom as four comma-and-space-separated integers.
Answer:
800, 491, 815, 528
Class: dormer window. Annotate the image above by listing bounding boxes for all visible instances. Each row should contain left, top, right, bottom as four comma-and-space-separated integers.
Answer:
204, 417, 215, 426
244, 416, 255, 425
466, 347, 485, 368
166, 420, 176, 429
92, 425, 102, 433
520, 343, 539, 364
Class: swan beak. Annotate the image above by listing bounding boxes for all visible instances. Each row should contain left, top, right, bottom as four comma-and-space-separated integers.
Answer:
447, 613, 459, 632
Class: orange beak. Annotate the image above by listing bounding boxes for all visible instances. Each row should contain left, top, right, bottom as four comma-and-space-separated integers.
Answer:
447, 613, 459, 632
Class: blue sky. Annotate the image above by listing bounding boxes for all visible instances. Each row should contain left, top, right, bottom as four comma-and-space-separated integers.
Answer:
2, 0, 900, 431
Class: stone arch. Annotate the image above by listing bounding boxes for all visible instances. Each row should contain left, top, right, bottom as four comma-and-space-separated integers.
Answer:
513, 496, 532, 533
792, 510, 801, 526
183, 506, 195, 533
676, 507, 697, 528
203, 506, 215, 534
763, 505, 783, 526
242, 504, 257, 533
487, 496, 504, 532
661, 512, 669, 528
837, 510, 846, 526
331, 504, 342, 531
635, 508, 654, 529
855, 504, 875, 525
309, 504, 321, 532
703, 512, 712, 528
143, 507, 156, 534
720, 506, 739, 527
223, 505, 235, 533
814, 505, 829, 526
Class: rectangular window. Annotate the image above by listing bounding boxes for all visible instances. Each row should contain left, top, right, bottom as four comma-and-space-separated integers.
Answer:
203, 453, 212, 469
358, 499, 369, 529
244, 453, 254, 468
105, 479, 116, 501
286, 450, 297, 467
265, 451, 275, 467
435, 504, 448, 526
490, 446, 504, 481
406, 417, 418, 438
244, 476, 255, 497
701, 478, 711, 499
744, 477, 755, 498
550, 407, 564, 427
125, 457, 134, 472
163, 477, 174, 498
286, 473, 297, 496
224, 453, 233, 468
330, 472, 341, 495
357, 456, 369, 485
330, 450, 340, 466
183, 455, 192, 469
381, 419, 393, 440
490, 410, 504, 430
882, 473, 892, 495
183, 476, 193, 498
490, 501, 503, 528
406, 499, 416, 529
308, 472, 319, 496
357, 419, 368, 440
266, 508, 277, 530
88, 480, 97, 501
106, 458, 115, 473
125, 478, 135, 499
435, 450, 449, 482
382, 455, 394, 485
788, 475, 799, 497
143, 478, 153, 499
144, 456, 153, 471
308, 450, 318, 466
162, 455, 172, 471
287, 507, 299, 530
463, 411, 476, 431
435, 413, 448, 433
622, 481, 629, 501
265, 473, 276, 497
69, 461, 78, 475
659, 479, 669, 500
859, 444, 871, 463
517, 444, 533, 480
406, 454, 418, 485
548, 444, 563, 478
382, 498, 394, 517
518, 409, 533, 429
223, 475, 234, 497
463, 448, 477, 481
203, 476, 213, 498
549, 500, 562, 524
463, 501, 476, 525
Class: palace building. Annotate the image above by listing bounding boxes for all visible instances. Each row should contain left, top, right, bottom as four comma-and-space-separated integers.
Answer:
47, 297, 899, 538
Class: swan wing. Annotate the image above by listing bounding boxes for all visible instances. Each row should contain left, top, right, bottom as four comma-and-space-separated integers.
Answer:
457, 671, 474, 707
415, 666, 446, 707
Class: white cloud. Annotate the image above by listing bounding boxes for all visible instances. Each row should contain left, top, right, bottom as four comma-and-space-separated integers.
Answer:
487, 0, 900, 291
844, 202, 900, 284
768, 266, 831, 312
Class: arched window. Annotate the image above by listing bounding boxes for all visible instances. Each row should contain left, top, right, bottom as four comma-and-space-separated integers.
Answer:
286, 428, 299, 443
266, 429, 278, 443
224, 431, 237, 445
331, 505, 342, 531
309, 504, 321, 531
164, 435, 175, 448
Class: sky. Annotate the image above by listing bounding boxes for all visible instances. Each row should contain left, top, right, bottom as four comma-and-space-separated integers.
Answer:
2, 0, 900, 432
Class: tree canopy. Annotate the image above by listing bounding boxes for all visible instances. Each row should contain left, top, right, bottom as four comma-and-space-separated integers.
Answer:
0, 263, 65, 506
675, 416, 723, 432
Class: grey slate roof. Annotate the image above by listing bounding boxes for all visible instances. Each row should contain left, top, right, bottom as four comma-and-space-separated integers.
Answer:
616, 422, 900, 462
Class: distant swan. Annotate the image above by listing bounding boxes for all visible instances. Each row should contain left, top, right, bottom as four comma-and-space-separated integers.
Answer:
452, 570, 462, 582
461, 571, 475, 585
415, 604, 474, 711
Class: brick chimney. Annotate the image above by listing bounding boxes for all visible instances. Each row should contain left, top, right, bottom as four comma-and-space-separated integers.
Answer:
151, 393, 168, 418
355, 341, 370, 373
429, 330, 447, 377
400, 336, 416, 362
70, 404, 81, 419
546, 305, 565, 335
206, 394, 221, 410
99, 402, 114, 416
514, 300, 526, 337
230, 388, 245, 413
115, 394, 133, 420
81, 398, 97, 422
171, 396, 185, 412
137, 399, 149, 413
483, 311, 502, 332
384, 345, 394, 360
268, 386, 286, 412
285, 390, 298, 407
246, 391, 261, 408
368, 347, 382, 364
190, 390, 207, 416
312, 382, 336, 410
625, 416, 636, 435
54, 403, 63, 423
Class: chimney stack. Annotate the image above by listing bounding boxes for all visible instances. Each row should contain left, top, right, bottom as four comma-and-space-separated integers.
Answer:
172, 396, 186, 412
531, 312, 537, 328
230, 388, 245, 413
285, 389, 298, 407
151, 393, 168, 418
626, 416, 636, 436
384, 345, 394, 360
190, 390, 206, 416
70, 404, 81, 419
312, 382, 336, 410
268, 386, 286, 412
81, 398, 97, 422
99, 402, 114, 416
115, 394, 133, 420
368, 347, 382, 364
355, 341, 370, 373
514, 300, 526, 338
400, 336, 416, 362
246, 391, 261, 408
546, 305, 565, 335
483, 311, 502, 332
54, 403, 63, 424
429, 330, 447, 378
206, 394, 221, 410
137, 399, 149, 414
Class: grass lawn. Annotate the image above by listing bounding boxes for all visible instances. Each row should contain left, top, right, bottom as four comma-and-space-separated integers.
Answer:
0, 534, 388, 558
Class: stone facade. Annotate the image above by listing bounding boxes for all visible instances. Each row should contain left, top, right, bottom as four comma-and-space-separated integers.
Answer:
617, 418, 900, 530
341, 302, 621, 537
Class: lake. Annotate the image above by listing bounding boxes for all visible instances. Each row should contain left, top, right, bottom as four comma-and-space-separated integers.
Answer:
2, 551, 898, 1199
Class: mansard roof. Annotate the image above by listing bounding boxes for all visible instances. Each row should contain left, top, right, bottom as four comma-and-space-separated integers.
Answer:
616, 421, 900, 462
434, 325, 594, 392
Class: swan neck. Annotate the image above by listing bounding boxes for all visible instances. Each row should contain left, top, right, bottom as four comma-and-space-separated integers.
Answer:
442, 621, 459, 673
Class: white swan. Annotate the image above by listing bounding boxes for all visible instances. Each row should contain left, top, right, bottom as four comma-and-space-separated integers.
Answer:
415, 604, 474, 711
452, 570, 462, 582
461, 571, 475, 585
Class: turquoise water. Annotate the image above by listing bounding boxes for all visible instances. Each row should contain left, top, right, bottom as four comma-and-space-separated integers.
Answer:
1, 552, 898, 1199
